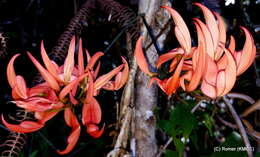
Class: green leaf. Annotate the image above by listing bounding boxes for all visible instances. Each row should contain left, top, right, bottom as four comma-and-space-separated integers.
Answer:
173, 138, 185, 157
169, 105, 197, 138
158, 119, 174, 135
203, 113, 214, 136
29, 151, 38, 157
165, 150, 179, 157
190, 133, 199, 150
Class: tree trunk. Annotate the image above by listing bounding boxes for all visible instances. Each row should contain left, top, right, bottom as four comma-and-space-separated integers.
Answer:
134, 1, 171, 157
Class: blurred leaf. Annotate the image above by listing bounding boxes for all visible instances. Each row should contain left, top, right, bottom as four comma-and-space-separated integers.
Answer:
158, 119, 174, 135
203, 113, 214, 136
165, 150, 179, 157
173, 138, 185, 157
29, 151, 38, 157
19, 152, 25, 157
170, 105, 197, 138
190, 133, 199, 150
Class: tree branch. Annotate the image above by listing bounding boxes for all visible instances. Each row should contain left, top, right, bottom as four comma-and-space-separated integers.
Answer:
223, 96, 253, 157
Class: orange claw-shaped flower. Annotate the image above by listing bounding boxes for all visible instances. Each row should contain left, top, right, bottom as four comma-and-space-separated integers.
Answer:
161, 6, 191, 54
135, 5, 201, 96
193, 4, 256, 98
82, 96, 104, 138
134, 37, 156, 77
4, 36, 129, 154
94, 64, 125, 92
57, 108, 81, 155
6, 54, 63, 111
101, 57, 129, 91
135, 4, 256, 98
229, 27, 256, 76
82, 74, 104, 138
134, 36, 183, 95
32, 36, 78, 86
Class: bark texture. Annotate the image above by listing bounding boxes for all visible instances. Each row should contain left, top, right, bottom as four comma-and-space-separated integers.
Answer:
134, 1, 171, 157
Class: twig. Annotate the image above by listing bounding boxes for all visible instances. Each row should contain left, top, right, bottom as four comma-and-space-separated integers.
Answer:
217, 115, 260, 141
191, 100, 204, 113
223, 96, 253, 157
106, 110, 132, 157
217, 116, 237, 129
141, 15, 162, 55
241, 99, 260, 117
104, 16, 138, 53
227, 93, 255, 104
156, 138, 173, 157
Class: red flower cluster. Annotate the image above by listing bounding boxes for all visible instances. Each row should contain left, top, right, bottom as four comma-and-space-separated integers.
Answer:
135, 3, 256, 98
2, 37, 129, 154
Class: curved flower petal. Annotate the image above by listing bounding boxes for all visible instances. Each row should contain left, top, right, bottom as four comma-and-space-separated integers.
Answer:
85, 73, 94, 103
103, 57, 129, 91
214, 12, 227, 60
101, 81, 114, 91
165, 57, 184, 95
59, 73, 88, 100
82, 97, 101, 125
193, 18, 215, 59
57, 108, 80, 155
28, 52, 60, 91
156, 48, 184, 68
236, 27, 256, 75
7, 54, 20, 88
28, 83, 50, 97
194, 3, 219, 51
85, 49, 91, 62
101, 57, 129, 91
149, 77, 167, 94
161, 6, 191, 53
93, 62, 101, 79
180, 71, 192, 91
13, 75, 28, 99
114, 57, 129, 90
216, 70, 226, 96
94, 64, 124, 90
64, 36, 76, 83
86, 52, 104, 71
69, 92, 78, 105
15, 100, 51, 112
1, 115, 44, 133
201, 80, 216, 98
134, 37, 155, 76
203, 55, 218, 86
40, 41, 60, 81
78, 39, 85, 76
186, 42, 205, 91
220, 47, 237, 96
86, 124, 105, 138
36, 110, 60, 124
228, 35, 236, 54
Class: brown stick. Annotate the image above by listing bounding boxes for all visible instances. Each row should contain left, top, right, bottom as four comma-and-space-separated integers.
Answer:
223, 96, 253, 157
